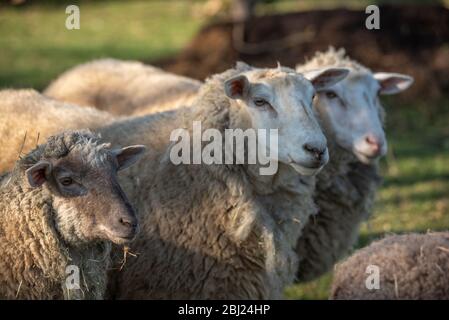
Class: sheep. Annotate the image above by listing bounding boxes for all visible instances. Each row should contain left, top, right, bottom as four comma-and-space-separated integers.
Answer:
293, 47, 414, 282
44, 58, 202, 116
0, 89, 116, 173
330, 232, 449, 300
0, 130, 145, 299
98, 62, 349, 299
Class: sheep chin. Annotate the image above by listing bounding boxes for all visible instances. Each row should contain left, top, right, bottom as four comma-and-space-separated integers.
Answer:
289, 162, 323, 176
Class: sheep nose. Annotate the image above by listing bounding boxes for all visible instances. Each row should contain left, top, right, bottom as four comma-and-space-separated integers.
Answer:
303, 143, 326, 161
119, 216, 137, 229
365, 134, 381, 153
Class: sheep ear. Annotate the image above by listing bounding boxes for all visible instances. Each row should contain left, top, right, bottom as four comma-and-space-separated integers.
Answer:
374, 72, 414, 95
304, 67, 350, 91
26, 161, 52, 188
114, 145, 146, 171
224, 75, 250, 100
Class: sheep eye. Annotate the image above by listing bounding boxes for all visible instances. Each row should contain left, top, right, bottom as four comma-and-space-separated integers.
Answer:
253, 98, 268, 107
325, 91, 338, 99
60, 177, 73, 186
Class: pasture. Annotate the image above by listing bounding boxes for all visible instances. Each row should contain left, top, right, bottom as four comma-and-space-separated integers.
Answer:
0, 0, 448, 299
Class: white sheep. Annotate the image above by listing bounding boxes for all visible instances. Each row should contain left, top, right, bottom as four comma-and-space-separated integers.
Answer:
0, 89, 116, 173
44, 59, 201, 116
0, 130, 145, 299
99, 62, 348, 299
331, 232, 449, 300
294, 47, 414, 281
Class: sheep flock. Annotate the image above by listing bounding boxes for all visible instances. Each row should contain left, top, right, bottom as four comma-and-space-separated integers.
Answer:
2, 47, 437, 300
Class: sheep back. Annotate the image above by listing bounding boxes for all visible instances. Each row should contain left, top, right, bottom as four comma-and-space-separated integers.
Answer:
0, 89, 115, 173
331, 232, 449, 300
44, 59, 201, 116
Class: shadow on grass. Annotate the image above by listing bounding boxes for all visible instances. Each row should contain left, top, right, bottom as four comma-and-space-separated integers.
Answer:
378, 188, 449, 206
383, 172, 449, 188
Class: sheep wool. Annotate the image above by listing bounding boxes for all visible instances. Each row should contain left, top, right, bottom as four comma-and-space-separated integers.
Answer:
0, 89, 116, 173
331, 232, 449, 300
294, 48, 383, 281
102, 65, 318, 299
44, 59, 202, 116
0, 131, 112, 299
294, 135, 382, 281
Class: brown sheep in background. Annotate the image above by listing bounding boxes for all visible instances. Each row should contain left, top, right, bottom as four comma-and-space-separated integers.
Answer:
331, 232, 449, 300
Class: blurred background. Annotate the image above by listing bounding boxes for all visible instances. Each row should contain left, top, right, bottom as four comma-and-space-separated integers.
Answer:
1, 0, 448, 299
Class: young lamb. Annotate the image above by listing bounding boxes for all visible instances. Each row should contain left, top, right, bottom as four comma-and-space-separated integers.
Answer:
98, 62, 348, 299
294, 48, 414, 282
0, 89, 116, 173
330, 232, 449, 300
44, 59, 201, 116
0, 130, 145, 299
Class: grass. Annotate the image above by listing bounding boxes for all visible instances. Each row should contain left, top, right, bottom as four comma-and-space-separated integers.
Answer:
1, 0, 448, 300
1, 0, 447, 90
0, 1, 204, 90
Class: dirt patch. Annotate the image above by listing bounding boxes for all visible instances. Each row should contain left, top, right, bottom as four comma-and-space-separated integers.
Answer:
154, 5, 449, 100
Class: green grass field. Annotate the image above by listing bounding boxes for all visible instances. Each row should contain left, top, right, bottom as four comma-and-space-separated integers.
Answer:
0, 1, 204, 90
1, 0, 448, 299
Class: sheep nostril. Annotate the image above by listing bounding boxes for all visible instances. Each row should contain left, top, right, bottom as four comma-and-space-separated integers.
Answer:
303, 144, 314, 153
303, 144, 325, 161
119, 217, 133, 228
365, 135, 378, 146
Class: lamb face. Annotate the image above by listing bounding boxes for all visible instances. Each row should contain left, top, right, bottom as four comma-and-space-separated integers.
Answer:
309, 68, 413, 164
224, 67, 348, 176
25, 133, 146, 246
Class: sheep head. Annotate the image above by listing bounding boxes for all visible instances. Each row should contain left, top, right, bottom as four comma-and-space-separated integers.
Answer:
23, 130, 146, 246
298, 48, 414, 164
224, 64, 348, 176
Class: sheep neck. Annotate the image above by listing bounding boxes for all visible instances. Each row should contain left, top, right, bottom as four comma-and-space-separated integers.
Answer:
195, 85, 317, 292
319, 138, 355, 186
